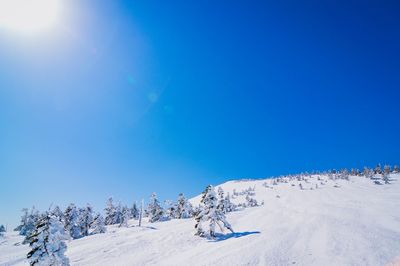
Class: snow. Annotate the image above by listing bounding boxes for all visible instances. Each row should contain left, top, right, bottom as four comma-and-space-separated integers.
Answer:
1, 174, 400, 265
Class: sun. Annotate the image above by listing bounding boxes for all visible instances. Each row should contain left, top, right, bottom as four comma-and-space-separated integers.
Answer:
0, 0, 61, 35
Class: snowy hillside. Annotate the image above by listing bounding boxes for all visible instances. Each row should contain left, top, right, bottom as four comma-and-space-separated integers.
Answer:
1, 173, 400, 266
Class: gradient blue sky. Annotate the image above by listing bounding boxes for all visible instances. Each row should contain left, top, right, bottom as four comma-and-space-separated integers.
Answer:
1, 1, 399, 227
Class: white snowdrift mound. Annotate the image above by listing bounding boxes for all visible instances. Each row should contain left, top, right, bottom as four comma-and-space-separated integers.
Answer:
1, 174, 400, 266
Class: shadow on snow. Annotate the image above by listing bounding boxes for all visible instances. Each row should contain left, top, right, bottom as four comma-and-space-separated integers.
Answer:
209, 231, 261, 242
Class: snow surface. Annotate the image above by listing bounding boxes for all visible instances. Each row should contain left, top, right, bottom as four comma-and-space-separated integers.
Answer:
1, 174, 400, 266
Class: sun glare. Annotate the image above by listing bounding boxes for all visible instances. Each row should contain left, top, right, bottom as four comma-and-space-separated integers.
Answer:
0, 0, 61, 35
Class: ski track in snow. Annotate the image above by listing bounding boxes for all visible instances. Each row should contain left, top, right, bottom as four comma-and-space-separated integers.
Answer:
1, 174, 399, 266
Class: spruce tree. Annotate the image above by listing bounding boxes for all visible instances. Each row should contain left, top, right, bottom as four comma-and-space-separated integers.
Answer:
217, 187, 226, 213
90, 213, 106, 234
165, 200, 177, 219
0, 224, 5, 237
245, 195, 258, 207
131, 202, 139, 219
21, 207, 40, 244
176, 193, 193, 219
114, 203, 123, 225
79, 204, 94, 237
17, 207, 39, 240
194, 185, 234, 238
105, 197, 117, 225
363, 167, 373, 179
51, 206, 65, 224
64, 204, 81, 239
224, 193, 236, 212
384, 165, 391, 175
14, 208, 29, 233
119, 206, 131, 227
147, 193, 165, 223
394, 165, 400, 173
382, 172, 390, 184
374, 164, 382, 174
27, 213, 70, 266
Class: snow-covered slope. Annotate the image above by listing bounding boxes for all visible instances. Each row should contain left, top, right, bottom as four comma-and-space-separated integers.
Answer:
1, 174, 400, 266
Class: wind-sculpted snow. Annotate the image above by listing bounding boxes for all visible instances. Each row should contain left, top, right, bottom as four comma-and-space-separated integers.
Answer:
1, 174, 399, 265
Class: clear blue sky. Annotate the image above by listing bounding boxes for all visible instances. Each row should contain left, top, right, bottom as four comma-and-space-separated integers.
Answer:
1, 1, 399, 227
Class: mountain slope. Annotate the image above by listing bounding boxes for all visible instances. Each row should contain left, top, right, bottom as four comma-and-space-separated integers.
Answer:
1, 173, 400, 266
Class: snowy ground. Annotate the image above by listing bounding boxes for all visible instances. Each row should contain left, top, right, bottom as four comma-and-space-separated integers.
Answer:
1, 173, 400, 266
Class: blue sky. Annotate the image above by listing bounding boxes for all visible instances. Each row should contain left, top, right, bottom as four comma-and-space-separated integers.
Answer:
1, 1, 399, 227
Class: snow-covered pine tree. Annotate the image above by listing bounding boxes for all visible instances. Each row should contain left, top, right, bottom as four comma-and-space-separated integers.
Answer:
164, 200, 177, 219
90, 213, 106, 234
27, 213, 70, 266
194, 185, 234, 238
382, 172, 390, 184
176, 193, 193, 219
138, 199, 144, 227
104, 197, 117, 225
119, 206, 130, 227
340, 169, 349, 180
224, 193, 236, 213
217, 187, 229, 213
217, 187, 225, 212
393, 164, 400, 174
79, 204, 94, 237
363, 167, 373, 179
14, 208, 29, 233
16, 207, 40, 239
131, 202, 139, 219
19, 207, 41, 244
245, 195, 258, 207
384, 165, 391, 175
51, 206, 64, 224
394, 165, 400, 173
374, 164, 382, 174
64, 204, 81, 239
147, 193, 165, 223
0, 224, 5, 237
114, 203, 123, 225
351, 168, 360, 176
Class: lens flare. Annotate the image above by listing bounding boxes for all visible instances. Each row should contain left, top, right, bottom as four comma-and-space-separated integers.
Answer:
0, 0, 61, 35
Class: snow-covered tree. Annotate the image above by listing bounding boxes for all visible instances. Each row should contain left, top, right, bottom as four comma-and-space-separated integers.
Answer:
131, 202, 139, 219
374, 164, 382, 174
90, 213, 106, 234
394, 165, 400, 173
176, 193, 193, 219
384, 165, 391, 175
147, 193, 165, 223
224, 193, 236, 212
104, 197, 117, 225
26, 213, 70, 266
16, 207, 39, 239
14, 208, 29, 233
51, 206, 64, 224
382, 172, 390, 184
119, 206, 130, 227
351, 168, 360, 176
164, 200, 177, 219
363, 167, 373, 179
0, 224, 5, 237
245, 195, 258, 207
194, 185, 234, 238
64, 204, 81, 239
78, 205, 94, 237
217, 187, 230, 213
114, 203, 123, 225
339, 169, 349, 180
